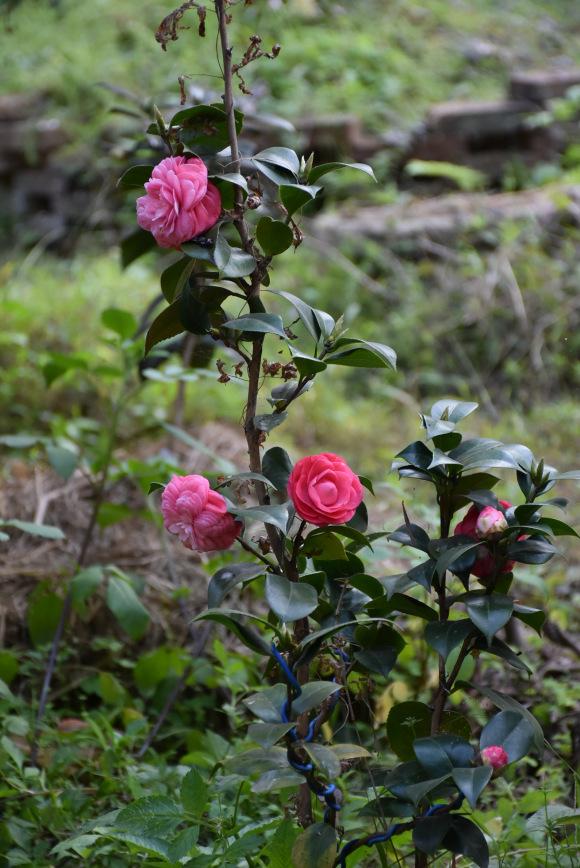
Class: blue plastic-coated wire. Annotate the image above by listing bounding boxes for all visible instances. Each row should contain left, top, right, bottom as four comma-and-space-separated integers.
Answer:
270, 641, 346, 824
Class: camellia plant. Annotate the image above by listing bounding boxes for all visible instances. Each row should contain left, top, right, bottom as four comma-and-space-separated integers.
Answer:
79, 2, 580, 865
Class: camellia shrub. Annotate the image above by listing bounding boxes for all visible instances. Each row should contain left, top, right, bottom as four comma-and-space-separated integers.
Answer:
76, 1, 579, 865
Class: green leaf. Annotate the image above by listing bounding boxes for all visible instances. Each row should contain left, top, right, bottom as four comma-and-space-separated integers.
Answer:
208, 563, 265, 608
387, 701, 432, 760
535, 517, 579, 538
229, 503, 290, 533
171, 103, 243, 153
292, 681, 341, 715
279, 183, 320, 217
254, 412, 288, 432
244, 685, 288, 723
223, 313, 287, 339
480, 710, 535, 762
507, 537, 558, 564
268, 290, 328, 341
257, 217, 293, 256
120, 227, 156, 269
260, 819, 299, 868
265, 574, 318, 622
117, 164, 154, 189
1, 518, 64, 540
425, 619, 473, 660
304, 743, 342, 779
262, 447, 293, 491
291, 348, 327, 375
291, 823, 337, 868
104, 830, 172, 859
248, 722, 295, 748
452, 766, 492, 808
106, 572, 150, 640
434, 540, 482, 578
71, 566, 104, 613
144, 300, 184, 354
326, 338, 396, 370
214, 233, 256, 277
0, 651, 19, 685
253, 147, 300, 176
26, 584, 63, 647
46, 444, 78, 480
413, 815, 452, 855
308, 161, 376, 183
513, 604, 545, 635
465, 593, 513, 645
193, 609, 276, 654
210, 171, 248, 192
181, 768, 208, 816
442, 816, 489, 867
465, 683, 544, 752
160, 257, 195, 303
101, 307, 136, 340
116, 795, 181, 839
431, 399, 479, 422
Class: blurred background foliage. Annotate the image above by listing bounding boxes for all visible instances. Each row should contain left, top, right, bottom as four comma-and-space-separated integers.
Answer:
1, 0, 580, 865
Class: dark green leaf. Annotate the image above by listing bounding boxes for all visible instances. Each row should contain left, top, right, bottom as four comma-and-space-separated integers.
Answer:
253, 147, 300, 176
387, 701, 432, 760
172, 104, 242, 154
256, 217, 293, 256
480, 710, 534, 762
435, 540, 483, 579
292, 681, 341, 715
230, 503, 290, 533
207, 563, 265, 608
279, 183, 321, 217
396, 441, 433, 470
425, 619, 474, 660
144, 300, 184, 354
389, 523, 431, 553
244, 685, 288, 723
513, 604, 545, 635
160, 257, 195, 303
443, 816, 489, 868
507, 538, 558, 564
27, 584, 63, 647
308, 161, 376, 183
192, 609, 279, 654
210, 171, 248, 192
291, 348, 327, 375
116, 796, 181, 839
120, 228, 156, 269
223, 313, 287, 339
451, 766, 492, 808
265, 574, 318, 622
262, 447, 293, 491
414, 815, 452, 855
106, 573, 150, 640
465, 593, 513, 645
532, 517, 578, 538
292, 823, 336, 868
214, 233, 256, 277
248, 722, 295, 748
117, 164, 154, 189
326, 338, 396, 370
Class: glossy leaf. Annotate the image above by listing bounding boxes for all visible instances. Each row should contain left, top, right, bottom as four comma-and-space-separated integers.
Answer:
230, 503, 290, 533
207, 563, 265, 608
414, 815, 452, 855
465, 593, 513, 645
117, 164, 153, 189
480, 710, 534, 762
326, 338, 396, 370
256, 217, 293, 256
253, 146, 300, 175
213, 234, 256, 277
387, 701, 431, 760
106, 573, 150, 640
223, 313, 287, 339
262, 447, 293, 491
265, 574, 318, 622
120, 227, 156, 268
291, 681, 341, 715
308, 161, 376, 183
507, 537, 558, 564
144, 300, 184, 354
244, 685, 288, 723
279, 183, 320, 216
425, 619, 474, 660
443, 816, 489, 868
465, 684, 544, 751
452, 766, 492, 808
160, 257, 194, 303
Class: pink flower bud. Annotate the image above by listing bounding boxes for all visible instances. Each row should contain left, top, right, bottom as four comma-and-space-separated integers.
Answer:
481, 745, 509, 770
161, 474, 241, 553
476, 506, 508, 539
136, 156, 221, 249
454, 499, 515, 580
287, 453, 363, 527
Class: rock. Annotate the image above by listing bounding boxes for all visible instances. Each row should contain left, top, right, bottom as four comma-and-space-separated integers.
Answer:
509, 68, 580, 103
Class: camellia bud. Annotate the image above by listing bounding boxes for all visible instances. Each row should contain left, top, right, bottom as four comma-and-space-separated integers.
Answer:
481, 745, 509, 770
476, 506, 508, 539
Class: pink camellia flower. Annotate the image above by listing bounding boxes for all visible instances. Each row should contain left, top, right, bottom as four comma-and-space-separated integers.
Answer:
161, 474, 241, 553
476, 506, 509, 539
136, 156, 221, 249
454, 499, 514, 580
481, 745, 509, 770
288, 453, 363, 527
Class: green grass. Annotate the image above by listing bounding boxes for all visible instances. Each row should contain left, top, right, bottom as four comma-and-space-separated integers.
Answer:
2, 0, 580, 145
